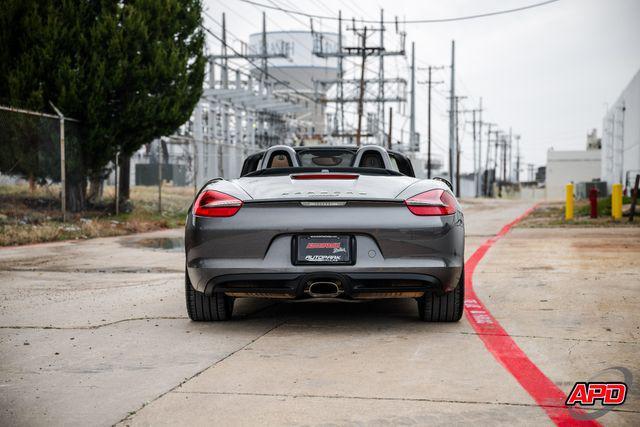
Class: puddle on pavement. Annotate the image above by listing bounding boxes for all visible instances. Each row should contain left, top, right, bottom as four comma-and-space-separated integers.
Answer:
125, 237, 184, 252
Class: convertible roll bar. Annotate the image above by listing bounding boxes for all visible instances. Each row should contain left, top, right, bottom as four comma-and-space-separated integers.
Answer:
352, 145, 394, 170
257, 145, 301, 170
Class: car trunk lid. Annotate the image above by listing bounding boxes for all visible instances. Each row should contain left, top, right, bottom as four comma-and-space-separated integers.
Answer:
233, 173, 417, 201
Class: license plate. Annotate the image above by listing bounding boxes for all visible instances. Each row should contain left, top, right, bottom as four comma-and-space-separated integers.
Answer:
294, 235, 353, 265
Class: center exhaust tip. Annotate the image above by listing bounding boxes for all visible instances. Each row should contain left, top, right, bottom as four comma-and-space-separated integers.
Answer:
306, 281, 343, 298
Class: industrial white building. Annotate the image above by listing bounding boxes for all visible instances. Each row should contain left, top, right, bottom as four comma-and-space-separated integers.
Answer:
545, 148, 601, 200
601, 69, 640, 191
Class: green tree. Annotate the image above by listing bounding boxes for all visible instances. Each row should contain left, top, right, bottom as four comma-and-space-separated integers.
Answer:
0, 0, 205, 211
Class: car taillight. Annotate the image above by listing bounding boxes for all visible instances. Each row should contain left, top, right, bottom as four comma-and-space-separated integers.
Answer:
193, 190, 243, 217
404, 189, 457, 216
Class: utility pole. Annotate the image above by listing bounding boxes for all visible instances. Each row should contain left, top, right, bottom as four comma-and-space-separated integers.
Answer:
387, 107, 393, 149
222, 13, 229, 145
338, 11, 344, 136
483, 123, 495, 196
472, 109, 477, 196
459, 101, 485, 197
379, 9, 385, 145
494, 130, 503, 197
477, 98, 483, 197
315, 15, 404, 143
427, 67, 434, 177
462, 101, 484, 197
448, 40, 456, 194
355, 26, 368, 146
409, 42, 417, 152
515, 134, 521, 182
501, 133, 507, 188
418, 66, 444, 177
235, 70, 243, 145
314, 13, 404, 143
221, 13, 228, 89
506, 127, 511, 183
426, 67, 442, 178
261, 12, 268, 86
456, 112, 461, 197
454, 96, 465, 197
451, 95, 466, 197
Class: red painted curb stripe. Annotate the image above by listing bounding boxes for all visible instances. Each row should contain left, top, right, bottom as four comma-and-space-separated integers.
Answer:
464, 205, 601, 427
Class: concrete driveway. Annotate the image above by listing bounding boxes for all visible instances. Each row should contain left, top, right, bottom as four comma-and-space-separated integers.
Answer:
0, 199, 638, 426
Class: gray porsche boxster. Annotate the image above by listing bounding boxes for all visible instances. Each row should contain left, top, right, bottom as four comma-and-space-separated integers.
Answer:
184, 145, 464, 322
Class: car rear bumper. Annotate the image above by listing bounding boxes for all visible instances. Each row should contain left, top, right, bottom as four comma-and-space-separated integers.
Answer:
194, 268, 462, 299
185, 203, 464, 299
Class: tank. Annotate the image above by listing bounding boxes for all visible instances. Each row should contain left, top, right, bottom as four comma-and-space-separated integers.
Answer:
248, 31, 339, 93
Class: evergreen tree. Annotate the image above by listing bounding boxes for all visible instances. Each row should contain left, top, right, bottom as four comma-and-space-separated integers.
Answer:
0, 0, 205, 210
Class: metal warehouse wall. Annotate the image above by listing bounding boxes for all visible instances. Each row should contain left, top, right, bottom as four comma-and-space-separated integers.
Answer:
601, 69, 640, 190
546, 149, 601, 200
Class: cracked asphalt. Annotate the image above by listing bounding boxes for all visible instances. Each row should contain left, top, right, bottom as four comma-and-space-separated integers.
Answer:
0, 199, 638, 426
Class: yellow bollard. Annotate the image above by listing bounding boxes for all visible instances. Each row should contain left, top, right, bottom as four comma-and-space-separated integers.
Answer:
565, 183, 574, 220
612, 183, 623, 220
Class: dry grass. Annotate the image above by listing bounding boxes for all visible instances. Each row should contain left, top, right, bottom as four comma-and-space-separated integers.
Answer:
518, 200, 640, 228
0, 184, 195, 246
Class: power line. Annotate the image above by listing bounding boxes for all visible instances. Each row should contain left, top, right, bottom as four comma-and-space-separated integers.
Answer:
266, 0, 308, 28
206, 5, 383, 87
234, 0, 561, 24
206, 0, 515, 160
200, 23, 317, 103
203, 9, 320, 93
203, 8, 403, 143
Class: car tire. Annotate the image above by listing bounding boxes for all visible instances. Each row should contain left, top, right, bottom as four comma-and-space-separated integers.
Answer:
185, 270, 234, 321
417, 268, 464, 322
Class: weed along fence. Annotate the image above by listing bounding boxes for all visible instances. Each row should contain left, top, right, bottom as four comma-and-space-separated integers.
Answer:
0, 104, 83, 221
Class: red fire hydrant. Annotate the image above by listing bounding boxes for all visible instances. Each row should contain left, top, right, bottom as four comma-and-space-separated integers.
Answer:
589, 187, 599, 218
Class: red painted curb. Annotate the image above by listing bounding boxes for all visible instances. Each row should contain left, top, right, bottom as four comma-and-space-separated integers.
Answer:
464, 204, 601, 426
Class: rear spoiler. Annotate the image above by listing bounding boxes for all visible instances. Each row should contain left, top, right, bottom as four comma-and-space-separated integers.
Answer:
433, 177, 453, 191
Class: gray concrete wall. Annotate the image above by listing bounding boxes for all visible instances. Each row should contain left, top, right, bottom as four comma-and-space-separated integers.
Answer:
546, 149, 601, 199
601, 69, 640, 189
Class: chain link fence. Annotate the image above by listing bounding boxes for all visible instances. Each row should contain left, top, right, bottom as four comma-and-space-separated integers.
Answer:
128, 138, 260, 186
0, 104, 84, 220
0, 101, 263, 218
107, 137, 260, 213
131, 137, 259, 184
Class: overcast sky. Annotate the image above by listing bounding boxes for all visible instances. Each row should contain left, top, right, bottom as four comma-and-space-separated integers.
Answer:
203, 0, 640, 173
